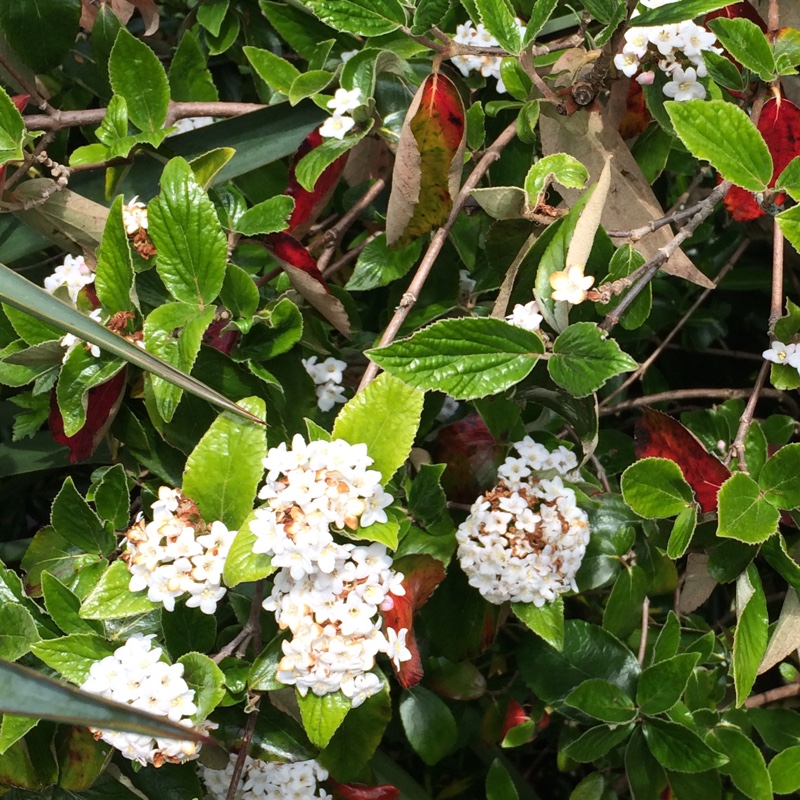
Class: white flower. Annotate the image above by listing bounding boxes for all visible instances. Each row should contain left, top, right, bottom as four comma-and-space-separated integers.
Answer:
662, 66, 706, 102
436, 396, 460, 422
549, 265, 595, 305
44, 254, 95, 304
327, 87, 362, 115
61, 308, 103, 361
763, 341, 797, 364
679, 20, 718, 58
648, 24, 685, 57
316, 381, 347, 412
340, 49, 358, 63
615, 51, 640, 78
319, 114, 355, 140
637, 70, 656, 85
384, 627, 412, 670
202, 754, 330, 800
623, 28, 650, 58
506, 301, 543, 332
167, 116, 214, 136
122, 196, 148, 235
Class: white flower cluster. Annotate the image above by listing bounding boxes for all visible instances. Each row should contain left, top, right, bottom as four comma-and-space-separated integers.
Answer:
168, 116, 215, 136
123, 487, 236, 615
44, 254, 95, 304
202, 753, 331, 800
763, 340, 800, 371
450, 19, 527, 94
319, 88, 361, 140
122, 196, 148, 235
456, 437, 590, 607
302, 355, 347, 412
80, 634, 210, 767
249, 436, 411, 705
506, 301, 543, 332
614, 0, 721, 101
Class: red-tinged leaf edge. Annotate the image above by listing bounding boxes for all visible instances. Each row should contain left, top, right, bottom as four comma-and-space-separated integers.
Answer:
49, 368, 127, 463
265, 232, 328, 290
633, 408, 731, 513
500, 699, 530, 740
328, 778, 401, 800
381, 554, 446, 688
285, 130, 348, 238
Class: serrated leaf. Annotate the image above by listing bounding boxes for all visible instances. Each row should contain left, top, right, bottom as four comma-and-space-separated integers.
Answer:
0, 605, 39, 662
620, 458, 694, 518
710, 726, 772, 800
305, 0, 405, 36
707, 17, 776, 81
51, 477, 115, 555
346, 234, 423, 291
474, 0, 520, 53
633, 0, 741, 26
524, 154, 589, 210
30, 633, 114, 685
367, 318, 544, 400
759, 443, 800, 509
95, 196, 135, 316
511, 597, 564, 651
0, 85, 25, 166
637, 653, 700, 716
222, 510, 275, 587
564, 678, 636, 723
298, 690, 351, 749
178, 652, 226, 721
733, 565, 769, 706
41, 572, 102, 636
235, 196, 295, 236
243, 46, 300, 95
718, 472, 779, 544
411, 0, 451, 34
79, 560, 156, 620
642, 719, 728, 773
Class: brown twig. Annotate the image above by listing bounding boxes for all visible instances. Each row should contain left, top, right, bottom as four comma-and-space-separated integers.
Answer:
600, 239, 749, 406
2, 131, 56, 192
638, 596, 650, 666
598, 180, 732, 331
744, 681, 800, 708
770, 212, 785, 335
726, 360, 770, 471
224, 580, 265, 800
0, 49, 55, 114
323, 232, 379, 279
357, 119, 520, 391
605, 194, 717, 240
600, 387, 789, 415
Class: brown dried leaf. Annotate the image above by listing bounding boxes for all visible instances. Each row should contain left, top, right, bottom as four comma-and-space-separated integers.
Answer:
280, 264, 351, 337
758, 588, 800, 675
539, 106, 714, 288
678, 553, 717, 614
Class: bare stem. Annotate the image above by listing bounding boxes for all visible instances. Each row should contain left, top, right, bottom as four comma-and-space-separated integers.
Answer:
770, 217, 785, 334
638, 596, 650, 666
726, 360, 770, 471
323, 232, 379, 279
0, 50, 54, 114
745, 681, 800, 708
357, 118, 519, 391
600, 386, 789, 415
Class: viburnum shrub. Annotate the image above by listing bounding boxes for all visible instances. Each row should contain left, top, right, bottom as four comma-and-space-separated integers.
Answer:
4, 0, 800, 798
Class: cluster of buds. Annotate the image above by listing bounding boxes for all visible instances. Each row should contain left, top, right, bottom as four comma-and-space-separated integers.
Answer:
123, 487, 236, 615
614, 0, 721, 101
122, 196, 156, 259
450, 19, 527, 94
80, 635, 212, 767
456, 438, 590, 607
201, 753, 332, 800
302, 355, 348, 412
249, 436, 411, 705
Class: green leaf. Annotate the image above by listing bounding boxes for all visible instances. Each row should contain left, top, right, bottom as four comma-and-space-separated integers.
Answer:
595, 244, 651, 331
621, 458, 694, 518
626, 727, 666, 800
565, 678, 636, 723
512, 597, 564, 651
524, 154, 588, 209
777, 205, 800, 258
652, 613, 682, 665
367, 318, 544, 401
161, 602, 217, 659
399, 686, 457, 766
190, 149, 235, 190
524, 0, 558, 44
733, 565, 769, 706
30, 633, 114, 685
0, 0, 81, 73
665, 100, 772, 193
474, 0, 521, 52
149, 157, 228, 306
51, 477, 115, 556
0, 86, 25, 166
222, 509, 275, 587
565, 722, 635, 762
289, 70, 335, 105
340, 48, 404, 101
0, 715, 38, 756
235, 196, 294, 236
95, 196, 135, 316
183, 396, 266, 530
346, 234, 424, 291
93, 464, 132, 531
486, 758, 518, 800
259, 1, 344, 62
643, 720, 728, 773
633, 0, 741, 25
548, 322, 637, 398
243, 46, 300, 95
295, 126, 371, 191
177, 652, 226, 721
668, 505, 697, 560
745, 421, 768, 481
411, 0, 451, 34
108, 28, 169, 132
637, 653, 700, 716
717, 472, 779, 544
0, 605, 39, 662
768, 745, 800, 795
0, 660, 211, 743
759, 443, 800, 509
79, 560, 157, 620
707, 17, 776, 81
305, 0, 405, 36
466, 102, 486, 151
776, 156, 800, 201
332, 372, 423, 484
750, 708, 800, 751
197, 0, 229, 35
249, 637, 285, 692
220, 264, 259, 323
602, 565, 647, 640
169, 29, 219, 103
41, 572, 102, 636
297, 690, 351, 749
710, 726, 772, 800
144, 303, 216, 422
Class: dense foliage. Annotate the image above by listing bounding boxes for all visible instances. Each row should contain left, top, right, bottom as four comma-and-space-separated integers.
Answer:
2, 0, 800, 798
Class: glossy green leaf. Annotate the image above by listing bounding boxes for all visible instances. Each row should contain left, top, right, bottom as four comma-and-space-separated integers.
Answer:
665, 100, 772, 193
183, 396, 266, 530
776, 156, 800, 201
486, 758, 518, 800
190, 148, 236, 189
79, 560, 157, 620
0, 604, 39, 662
768, 745, 800, 794
220, 264, 259, 323
108, 28, 169, 132
667, 505, 697, 560
289, 70, 335, 105
759, 443, 800, 509
346, 234, 424, 291
411, 0, 451, 34
0, 715, 38, 756
243, 46, 301, 95
777, 205, 800, 258
710, 726, 772, 800
750, 708, 800, 751
30, 633, 114, 685
305, 0, 405, 36
565, 722, 635, 762
367, 318, 544, 401
149, 157, 228, 305
565, 678, 635, 723
706, 17, 776, 81
717, 472, 779, 544
643, 719, 728, 773
595, 244, 651, 331
222, 509, 275, 587
95, 196, 135, 316
524, 0, 558, 44
602, 565, 647, 640
524, 154, 588, 209
626, 727, 666, 800
399, 686, 457, 766
621, 458, 693, 518
512, 597, 564, 651
51, 477, 115, 556
733, 565, 768, 706
548, 322, 637, 398
295, 126, 371, 191
0, 85, 25, 166
248, 637, 285, 692
161, 602, 217, 659
177, 652, 226, 721
474, 0, 521, 52
169, 28, 219, 103
235, 196, 294, 236
41, 572, 102, 635
298, 690, 351, 749
93, 463, 132, 531
634, 0, 742, 25
637, 653, 700, 716
332, 371, 423, 484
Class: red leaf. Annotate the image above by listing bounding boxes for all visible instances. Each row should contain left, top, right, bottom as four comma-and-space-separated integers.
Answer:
265, 232, 328, 289
202, 316, 240, 355
48, 369, 127, 463
381, 554, 446, 688
285, 130, 347, 238
705, 3, 766, 31
500, 699, 530, 740
385, 71, 466, 248
619, 79, 651, 139
328, 779, 400, 800
633, 408, 730, 513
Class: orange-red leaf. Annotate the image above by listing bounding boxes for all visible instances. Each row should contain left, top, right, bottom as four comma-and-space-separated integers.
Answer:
328, 780, 400, 800
634, 408, 730, 513
385, 72, 466, 248
619, 79, 651, 139
382, 554, 446, 688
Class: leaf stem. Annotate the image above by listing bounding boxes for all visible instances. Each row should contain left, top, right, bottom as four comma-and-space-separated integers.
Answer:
637, 596, 650, 666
